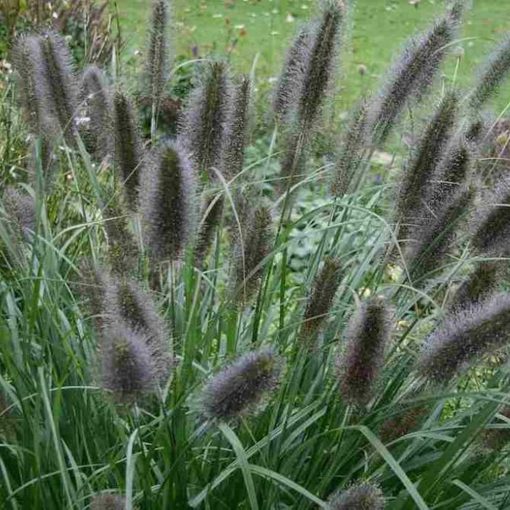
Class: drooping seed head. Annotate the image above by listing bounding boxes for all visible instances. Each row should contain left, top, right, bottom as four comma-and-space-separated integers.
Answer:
202, 349, 281, 420
330, 101, 369, 198
140, 141, 197, 263
112, 90, 144, 208
338, 296, 393, 406
145, 0, 171, 107
379, 403, 428, 443
369, 12, 459, 144
449, 260, 502, 311
38, 32, 79, 140
418, 292, 510, 384
395, 92, 458, 243
231, 205, 273, 304
300, 257, 343, 342
90, 493, 127, 510
469, 35, 510, 111
103, 274, 172, 382
471, 177, 510, 257
80, 65, 112, 160
272, 24, 314, 122
222, 75, 251, 181
327, 481, 385, 510
179, 61, 230, 178
100, 323, 157, 402
406, 187, 473, 281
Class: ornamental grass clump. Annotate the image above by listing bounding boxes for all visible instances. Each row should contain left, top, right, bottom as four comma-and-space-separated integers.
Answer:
338, 297, 393, 406
202, 349, 281, 420
418, 293, 510, 384
140, 141, 197, 264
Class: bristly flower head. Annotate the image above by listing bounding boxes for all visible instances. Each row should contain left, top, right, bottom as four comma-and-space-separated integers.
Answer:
327, 481, 385, 510
471, 177, 510, 257
140, 141, 197, 263
179, 61, 230, 178
300, 257, 343, 343
80, 65, 112, 160
11, 35, 54, 136
406, 187, 473, 281
330, 100, 369, 198
272, 25, 314, 122
448, 260, 502, 311
103, 274, 172, 381
2, 187, 36, 239
112, 90, 144, 208
369, 10, 459, 144
202, 349, 281, 420
100, 323, 158, 402
194, 193, 224, 266
296, 0, 344, 130
38, 32, 79, 140
90, 493, 127, 510
418, 293, 510, 384
338, 296, 393, 406
395, 92, 458, 243
145, 0, 171, 108
469, 35, 510, 111
221, 75, 251, 181
231, 205, 273, 304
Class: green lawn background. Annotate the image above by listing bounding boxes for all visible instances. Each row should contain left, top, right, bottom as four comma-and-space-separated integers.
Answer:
118, 0, 510, 112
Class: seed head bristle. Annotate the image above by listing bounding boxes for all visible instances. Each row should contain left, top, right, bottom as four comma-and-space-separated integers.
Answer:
140, 141, 197, 263
418, 293, 510, 384
202, 349, 281, 420
338, 296, 393, 406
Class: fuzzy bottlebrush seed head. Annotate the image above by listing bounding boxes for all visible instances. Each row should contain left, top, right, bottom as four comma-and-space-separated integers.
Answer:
327, 481, 385, 510
296, 0, 344, 130
369, 12, 459, 144
427, 136, 472, 212
300, 257, 343, 342
38, 32, 79, 141
338, 297, 393, 406
272, 25, 313, 122
330, 101, 369, 198
194, 194, 224, 266
448, 261, 502, 311
140, 141, 197, 263
418, 293, 510, 384
90, 493, 127, 510
145, 0, 171, 107
112, 90, 144, 208
406, 187, 473, 281
471, 178, 510, 257
11, 35, 54, 136
103, 274, 172, 382
221, 75, 251, 181
202, 349, 281, 420
100, 323, 157, 402
179, 62, 230, 178
80, 65, 112, 160
396, 92, 458, 243
2, 187, 36, 239
479, 406, 510, 452
231, 205, 273, 304
469, 35, 510, 111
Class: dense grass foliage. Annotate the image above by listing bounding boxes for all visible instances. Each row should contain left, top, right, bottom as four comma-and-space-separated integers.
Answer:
2, 1, 510, 509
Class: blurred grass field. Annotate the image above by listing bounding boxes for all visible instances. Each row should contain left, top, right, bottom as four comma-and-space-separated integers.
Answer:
119, 0, 510, 112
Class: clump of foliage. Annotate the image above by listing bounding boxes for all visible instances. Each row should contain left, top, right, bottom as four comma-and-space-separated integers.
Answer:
3, 0, 510, 508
